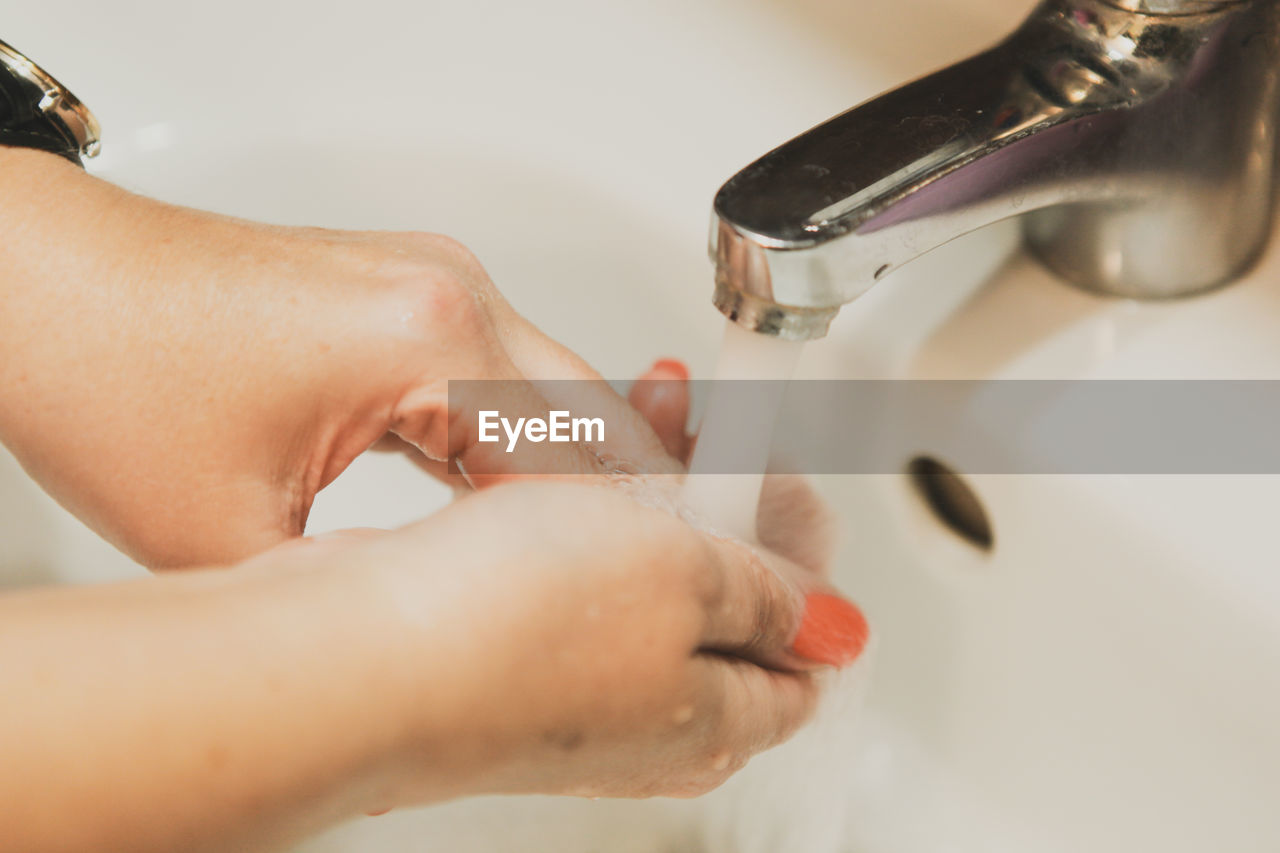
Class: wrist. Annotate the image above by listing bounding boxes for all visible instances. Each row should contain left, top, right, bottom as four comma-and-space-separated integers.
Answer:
0, 545, 425, 850
199, 547, 425, 819
242, 535, 508, 810
318, 528, 532, 806
0, 150, 313, 566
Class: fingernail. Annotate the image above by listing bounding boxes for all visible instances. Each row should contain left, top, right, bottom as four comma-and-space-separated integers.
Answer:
367, 808, 391, 817
791, 593, 869, 668
651, 358, 689, 381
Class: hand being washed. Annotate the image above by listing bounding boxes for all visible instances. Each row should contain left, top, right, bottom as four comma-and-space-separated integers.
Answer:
0, 148, 675, 568
0, 479, 868, 853
320, 482, 846, 804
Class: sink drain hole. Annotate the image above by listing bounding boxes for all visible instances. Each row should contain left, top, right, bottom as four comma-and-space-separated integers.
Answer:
907, 456, 993, 552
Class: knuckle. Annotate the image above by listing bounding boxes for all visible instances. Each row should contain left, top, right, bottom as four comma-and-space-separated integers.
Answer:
764, 679, 819, 749
752, 567, 793, 649
692, 683, 728, 734
766, 709, 806, 750
735, 567, 773, 650
387, 265, 489, 344
420, 272, 485, 330
670, 776, 722, 799
675, 756, 747, 798
351, 233, 496, 341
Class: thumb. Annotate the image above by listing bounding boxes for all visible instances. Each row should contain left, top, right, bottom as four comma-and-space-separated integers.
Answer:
698, 537, 869, 672
389, 364, 608, 487
486, 305, 683, 475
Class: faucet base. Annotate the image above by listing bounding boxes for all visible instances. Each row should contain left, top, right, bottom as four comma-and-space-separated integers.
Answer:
1023, 197, 1273, 302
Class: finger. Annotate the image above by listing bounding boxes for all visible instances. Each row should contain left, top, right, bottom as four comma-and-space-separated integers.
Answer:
389, 361, 607, 487
698, 537, 868, 671
689, 654, 819, 761
628, 359, 693, 463
755, 474, 838, 576
488, 303, 682, 475
370, 433, 473, 494
368, 434, 408, 453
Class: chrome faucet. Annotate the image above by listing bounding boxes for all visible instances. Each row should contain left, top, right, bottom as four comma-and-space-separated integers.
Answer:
711, 0, 1280, 340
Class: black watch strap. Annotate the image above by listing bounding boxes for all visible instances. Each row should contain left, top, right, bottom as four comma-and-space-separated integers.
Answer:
0, 69, 82, 165
0, 40, 98, 167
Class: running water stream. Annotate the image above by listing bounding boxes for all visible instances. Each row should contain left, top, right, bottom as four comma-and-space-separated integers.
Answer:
681, 320, 876, 853
681, 320, 804, 539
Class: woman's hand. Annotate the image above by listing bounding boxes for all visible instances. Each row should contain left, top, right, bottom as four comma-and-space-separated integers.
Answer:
0, 148, 673, 568
0, 479, 866, 852
283, 480, 866, 807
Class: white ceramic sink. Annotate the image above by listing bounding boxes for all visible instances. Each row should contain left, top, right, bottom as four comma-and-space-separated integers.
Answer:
3, 0, 1278, 851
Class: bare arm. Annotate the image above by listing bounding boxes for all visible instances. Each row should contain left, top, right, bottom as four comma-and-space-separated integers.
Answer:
0, 553, 412, 853
0, 482, 854, 853
0, 147, 674, 569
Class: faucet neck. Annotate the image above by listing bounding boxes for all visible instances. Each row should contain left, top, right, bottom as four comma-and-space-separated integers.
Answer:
711, 0, 1280, 339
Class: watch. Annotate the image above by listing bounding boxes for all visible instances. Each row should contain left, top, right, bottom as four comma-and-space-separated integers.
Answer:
0, 38, 100, 166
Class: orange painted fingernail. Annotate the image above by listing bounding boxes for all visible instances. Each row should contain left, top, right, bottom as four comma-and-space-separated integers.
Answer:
652, 358, 689, 381
791, 593, 869, 668
367, 808, 391, 817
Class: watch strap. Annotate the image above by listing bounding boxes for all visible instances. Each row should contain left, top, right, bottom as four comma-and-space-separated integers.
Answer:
0, 63, 83, 165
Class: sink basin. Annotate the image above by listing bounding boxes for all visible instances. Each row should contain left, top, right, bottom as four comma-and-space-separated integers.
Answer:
3, 0, 1278, 851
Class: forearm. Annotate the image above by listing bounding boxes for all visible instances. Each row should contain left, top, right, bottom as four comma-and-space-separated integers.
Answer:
0, 148, 325, 566
0, 553, 435, 853
0, 147, 169, 381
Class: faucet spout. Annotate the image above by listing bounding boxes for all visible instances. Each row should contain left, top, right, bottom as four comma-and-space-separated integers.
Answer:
711, 0, 1280, 340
